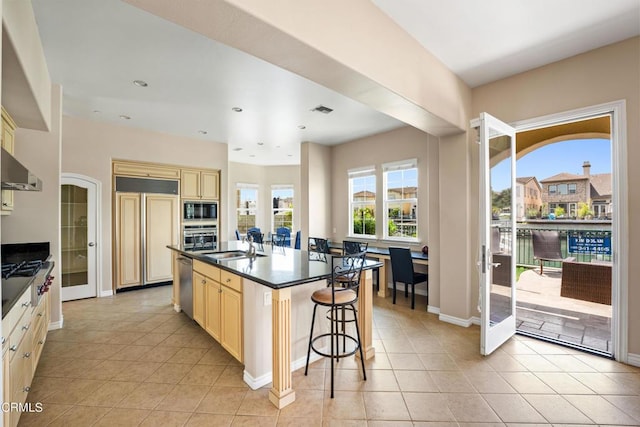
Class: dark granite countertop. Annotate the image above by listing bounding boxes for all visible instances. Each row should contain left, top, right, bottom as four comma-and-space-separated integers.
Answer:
2, 261, 54, 319
168, 241, 383, 289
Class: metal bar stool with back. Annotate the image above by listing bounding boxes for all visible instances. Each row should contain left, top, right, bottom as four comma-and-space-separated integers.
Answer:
304, 250, 368, 398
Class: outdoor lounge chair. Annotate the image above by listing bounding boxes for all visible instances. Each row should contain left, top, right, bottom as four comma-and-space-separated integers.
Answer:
531, 230, 571, 275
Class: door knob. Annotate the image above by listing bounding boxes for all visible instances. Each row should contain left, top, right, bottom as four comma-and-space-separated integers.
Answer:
88, 242, 95, 247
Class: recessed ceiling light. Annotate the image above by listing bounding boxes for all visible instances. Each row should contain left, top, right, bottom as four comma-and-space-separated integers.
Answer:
298, 125, 306, 130
288, 154, 293, 157
276, 145, 281, 148
133, 80, 148, 87
92, 110, 101, 114
249, 154, 256, 157
119, 115, 131, 120
232, 147, 243, 151
257, 142, 264, 146
232, 107, 243, 112
198, 130, 208, 135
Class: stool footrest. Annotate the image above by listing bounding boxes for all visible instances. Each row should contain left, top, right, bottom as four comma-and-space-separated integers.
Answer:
310, 333, 360, 359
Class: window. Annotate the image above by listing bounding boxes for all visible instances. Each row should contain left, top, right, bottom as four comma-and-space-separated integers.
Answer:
549, 185, 557, 194
349, 167, 376, 237
383, 159, 418, 240
558, 183, 568, 195
236, 184, 258, 233
272, 186, 294, 232
568, 183, 577, 194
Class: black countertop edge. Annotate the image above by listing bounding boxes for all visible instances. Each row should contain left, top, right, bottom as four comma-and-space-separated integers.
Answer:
168, 245, 383, 290
2, 261, 54, 319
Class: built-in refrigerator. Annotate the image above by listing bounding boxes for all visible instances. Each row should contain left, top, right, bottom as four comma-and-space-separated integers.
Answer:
114, 177, 179, 290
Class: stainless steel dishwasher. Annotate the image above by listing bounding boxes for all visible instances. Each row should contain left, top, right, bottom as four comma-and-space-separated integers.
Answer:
177, 256, 194, 319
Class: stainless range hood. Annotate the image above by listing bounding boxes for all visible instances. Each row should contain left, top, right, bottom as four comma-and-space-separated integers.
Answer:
1, 147, 42, 191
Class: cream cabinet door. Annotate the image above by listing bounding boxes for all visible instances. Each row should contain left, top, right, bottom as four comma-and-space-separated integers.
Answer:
193, 271, 206, 326
200, 171, 219, 200
145, 194, 179, 284
181, 169, 200, 199
205, 279, 221, 341
1, 108, 16, 214
220, 285, 243, 362
116, 193, 142, 289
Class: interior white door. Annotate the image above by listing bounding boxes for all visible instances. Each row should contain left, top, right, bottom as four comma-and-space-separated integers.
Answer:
61, 175, 98, 301
478, 112, 517, 355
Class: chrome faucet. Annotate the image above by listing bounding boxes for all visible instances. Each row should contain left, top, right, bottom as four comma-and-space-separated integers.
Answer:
244, 234, 256, 258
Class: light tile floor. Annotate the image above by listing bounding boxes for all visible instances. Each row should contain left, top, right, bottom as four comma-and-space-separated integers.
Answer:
19, 285, 640, 426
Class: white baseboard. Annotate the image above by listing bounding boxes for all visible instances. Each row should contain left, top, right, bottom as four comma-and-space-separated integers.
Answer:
173, 304, 181, 313
427, 305, 439, 315
438, 312, 475, 327
243, 348, 326, 390
627, 352, 640, 367
471, 316, 481, 325
48, 318, 63, 330
100, 290, 113, 297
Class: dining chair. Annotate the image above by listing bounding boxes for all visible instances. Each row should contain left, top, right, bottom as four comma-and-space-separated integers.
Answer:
235, 229, 241, 240
247, 229, 264, 244
275, 227, 291, 247
531, 230, 565, 274
308, 237, 330, 261
389, 247, 428, 310
305, 251, 367, 398
272, 233, 287, 247
343, 240, 368, 255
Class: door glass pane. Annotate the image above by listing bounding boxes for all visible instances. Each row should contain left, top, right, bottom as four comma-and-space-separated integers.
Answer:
489, 130, 514, 325
61, 184, 88, 287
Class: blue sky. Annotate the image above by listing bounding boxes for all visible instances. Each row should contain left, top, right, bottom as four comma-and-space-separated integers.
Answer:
492, 138, 611, 191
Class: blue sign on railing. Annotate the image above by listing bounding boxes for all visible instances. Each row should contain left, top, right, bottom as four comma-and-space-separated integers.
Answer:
568, 236, 611, 255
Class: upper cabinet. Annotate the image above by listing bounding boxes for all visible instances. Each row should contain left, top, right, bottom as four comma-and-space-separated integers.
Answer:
181, 169, 219, 200
1, 107, 17, 214
113, 161, 180, 180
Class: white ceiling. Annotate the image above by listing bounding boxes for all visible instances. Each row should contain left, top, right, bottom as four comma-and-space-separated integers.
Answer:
31, 0, 640, 165
372, 0, 640, 88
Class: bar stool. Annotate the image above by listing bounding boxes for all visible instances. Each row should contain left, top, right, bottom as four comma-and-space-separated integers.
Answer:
305, 251, 367, 398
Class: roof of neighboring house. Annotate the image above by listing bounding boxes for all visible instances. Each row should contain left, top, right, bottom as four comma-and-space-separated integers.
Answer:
540, 172, 589, 183
516, 176, 542, 189
388, 186, 418, 194
353, 190, 376, 198
590, 173, 612, 199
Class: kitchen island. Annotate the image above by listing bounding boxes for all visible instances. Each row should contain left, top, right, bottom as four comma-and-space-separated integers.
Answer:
168, 241, 381, 408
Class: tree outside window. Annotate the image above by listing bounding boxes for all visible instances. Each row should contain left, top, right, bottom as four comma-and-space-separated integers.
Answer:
236, 185, 258, 233
349, 170, 376, 237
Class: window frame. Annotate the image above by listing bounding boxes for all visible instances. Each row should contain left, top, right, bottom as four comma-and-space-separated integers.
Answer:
348, 166, 377, 239
382, 159, 419, 242
549, 184, 557, 194
271, 185, 294, 234
236, 183, 259, 234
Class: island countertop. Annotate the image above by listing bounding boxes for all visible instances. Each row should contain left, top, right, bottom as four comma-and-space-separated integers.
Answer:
167, 241, 382, 289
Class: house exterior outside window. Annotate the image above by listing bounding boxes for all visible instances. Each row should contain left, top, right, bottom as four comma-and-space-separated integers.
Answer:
515, 176, 542, 219
271, 185, 293, 232
236, 184, 258, 233
383, 159, 418, 240
348, 167, 376, 237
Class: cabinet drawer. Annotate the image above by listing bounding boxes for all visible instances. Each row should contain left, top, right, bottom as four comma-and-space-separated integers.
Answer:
8, 310, 32, 362
193, 260, 221, 282
220, 271, 242, 293
113, 162, 180, 179
32, 299, 47, 337
32, 318, 48, 370
10, 325, 33, 406
2, 289, 31, 340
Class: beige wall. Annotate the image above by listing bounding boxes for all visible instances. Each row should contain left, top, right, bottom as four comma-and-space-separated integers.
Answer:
227, 161, 301, 241
61, 116, 229, 296
2, 85, 62, 324
300, 142, 331, 244
472, 37, 640, 354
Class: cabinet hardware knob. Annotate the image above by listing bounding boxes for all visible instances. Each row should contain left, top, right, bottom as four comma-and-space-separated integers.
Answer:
202, 280, 206, 284
22, 302, 30, 307
22, 325, 30, 331
226, 278, 231, 283
10, 345, 17, 352
24, 352, 31, 358
23, 386, 30, 392
38, 340, 44, 345
218, 289, 222, 294
88, 242, 95, 247
1, 337, 5, 345
38, 313, 43, 317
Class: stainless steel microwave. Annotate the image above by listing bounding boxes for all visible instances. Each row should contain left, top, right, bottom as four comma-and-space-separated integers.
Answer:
183, 200, 217, 221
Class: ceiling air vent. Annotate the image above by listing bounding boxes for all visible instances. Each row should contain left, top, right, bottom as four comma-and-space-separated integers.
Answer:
311, 105, 333, 114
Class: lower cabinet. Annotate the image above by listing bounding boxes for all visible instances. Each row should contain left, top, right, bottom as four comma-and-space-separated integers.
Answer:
2, 291, 50, 427
193, 260, 243, 363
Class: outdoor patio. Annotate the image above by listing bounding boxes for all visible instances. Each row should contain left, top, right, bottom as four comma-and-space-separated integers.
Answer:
492, 268, 612, 353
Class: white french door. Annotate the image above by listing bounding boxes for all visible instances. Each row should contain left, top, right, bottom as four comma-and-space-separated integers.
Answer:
478, 112, 517, 355
61, 175, 99, 301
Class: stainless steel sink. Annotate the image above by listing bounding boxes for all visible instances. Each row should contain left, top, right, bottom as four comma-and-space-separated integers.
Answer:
204, 250, 265, 261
